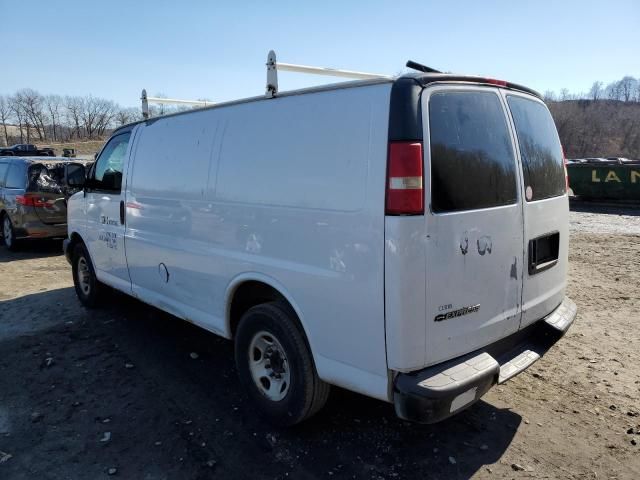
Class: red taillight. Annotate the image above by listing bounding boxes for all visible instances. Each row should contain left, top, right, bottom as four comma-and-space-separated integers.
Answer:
16, 194, 47, 207
486, 78, 507, 87
385, 142, 424, 215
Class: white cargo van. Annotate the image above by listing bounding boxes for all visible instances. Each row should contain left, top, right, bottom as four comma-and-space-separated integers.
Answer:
64, 58, 576, 425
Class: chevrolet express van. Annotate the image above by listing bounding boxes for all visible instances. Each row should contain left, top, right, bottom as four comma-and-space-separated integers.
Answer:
64, 71, 576, 425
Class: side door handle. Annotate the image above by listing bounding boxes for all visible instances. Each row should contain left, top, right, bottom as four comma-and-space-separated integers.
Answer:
120, 200, 125, 225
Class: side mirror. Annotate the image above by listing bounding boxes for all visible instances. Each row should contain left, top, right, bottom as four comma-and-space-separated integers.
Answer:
66, 164, 87, 188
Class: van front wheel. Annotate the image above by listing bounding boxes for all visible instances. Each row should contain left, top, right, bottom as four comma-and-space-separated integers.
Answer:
234, 302, 330, 426
71, 243, 104, 308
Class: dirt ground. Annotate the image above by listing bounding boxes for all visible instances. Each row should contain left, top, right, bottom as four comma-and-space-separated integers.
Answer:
0, 206, 639, 479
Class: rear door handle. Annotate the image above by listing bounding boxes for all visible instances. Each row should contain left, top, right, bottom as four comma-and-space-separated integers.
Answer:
120, 200, 125, 225
528, 232, 560, 275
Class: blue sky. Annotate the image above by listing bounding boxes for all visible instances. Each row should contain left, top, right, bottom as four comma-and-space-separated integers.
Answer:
2, 0, 638, 107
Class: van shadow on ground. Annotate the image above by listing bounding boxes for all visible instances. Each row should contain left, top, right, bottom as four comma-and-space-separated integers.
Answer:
0, 287, 520, 479
0, 238, 64, 263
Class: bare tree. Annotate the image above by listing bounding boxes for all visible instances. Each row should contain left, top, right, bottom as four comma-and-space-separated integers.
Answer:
619, 76, 637, 102
606, 80, 623, 101
80, 96, 118, 138
589, 81, 603, 101
115, 107, 139, 126
8, 95, 26, 143
0, 95, 10, 146
64, 96, 83, 139
45, 94, 63, 141
559, 88, 570, 101
15, 89, 48, 141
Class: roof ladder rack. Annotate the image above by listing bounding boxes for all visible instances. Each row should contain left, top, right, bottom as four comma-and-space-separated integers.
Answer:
141, 90, 214, 119
265, 50, 391, 98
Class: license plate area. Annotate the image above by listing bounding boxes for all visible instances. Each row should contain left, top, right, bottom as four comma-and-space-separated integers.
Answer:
528, 231, 559, 275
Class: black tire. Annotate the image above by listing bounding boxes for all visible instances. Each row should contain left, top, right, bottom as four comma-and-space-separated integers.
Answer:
235, 302, 330, 426
1, 214, 19, 251
71, 242, 104, 308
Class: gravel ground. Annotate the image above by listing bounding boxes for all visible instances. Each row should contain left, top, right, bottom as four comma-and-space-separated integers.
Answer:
0, 208, 639, 479
570, 202, 640, 235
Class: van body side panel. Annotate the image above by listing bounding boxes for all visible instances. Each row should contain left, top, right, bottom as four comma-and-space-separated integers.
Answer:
384, 216, 427, 371
213, 85, 391, 399
125, 109, 224, 329
126, 84, 392, 400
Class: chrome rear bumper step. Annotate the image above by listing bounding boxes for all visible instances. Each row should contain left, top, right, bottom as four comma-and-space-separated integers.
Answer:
393, 296, 577, 423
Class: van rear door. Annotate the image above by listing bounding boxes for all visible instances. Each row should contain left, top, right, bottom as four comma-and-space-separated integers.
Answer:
27, 163, 67, 225
421, 86, 524, 366
503, 92, 568, 328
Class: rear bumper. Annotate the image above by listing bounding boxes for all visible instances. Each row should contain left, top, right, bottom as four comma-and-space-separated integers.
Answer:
393, 297, 577, 424
14, 221, 67, 240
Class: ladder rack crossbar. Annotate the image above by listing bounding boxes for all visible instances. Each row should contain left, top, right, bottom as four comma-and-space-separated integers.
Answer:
274, 62, 392, 80
141, 50, 395, 118
266, 50, 391, 97
146, 97, 213, 106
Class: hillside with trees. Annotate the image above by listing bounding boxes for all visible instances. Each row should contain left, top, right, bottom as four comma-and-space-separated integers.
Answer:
1, 76, 639, 159
544, 76, 640, 159
0, 89, 140, 146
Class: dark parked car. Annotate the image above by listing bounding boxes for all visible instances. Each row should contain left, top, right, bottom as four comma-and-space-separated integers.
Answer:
0, 144, 55, 157
0, 157, 91, 250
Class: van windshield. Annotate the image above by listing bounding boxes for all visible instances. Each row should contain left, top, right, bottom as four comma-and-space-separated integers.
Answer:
507, 96, 565, 201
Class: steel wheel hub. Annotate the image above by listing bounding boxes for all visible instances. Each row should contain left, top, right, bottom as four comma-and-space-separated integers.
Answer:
77, 256, 91, 295
248, 331, 291, 401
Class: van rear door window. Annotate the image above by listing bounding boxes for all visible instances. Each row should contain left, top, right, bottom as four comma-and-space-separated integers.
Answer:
429, 91, 517, 213
506, 96, 565, 201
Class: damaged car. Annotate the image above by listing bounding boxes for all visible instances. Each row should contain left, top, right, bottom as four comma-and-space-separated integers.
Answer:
0, 156, 92, 250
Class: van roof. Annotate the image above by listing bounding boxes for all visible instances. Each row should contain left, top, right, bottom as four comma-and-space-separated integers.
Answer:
114, 72, 541, 135
400, 72, 542, 98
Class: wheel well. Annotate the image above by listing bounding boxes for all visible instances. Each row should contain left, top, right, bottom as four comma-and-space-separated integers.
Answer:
67, 232, 85, 256
228, 281, 291, 338
69, 232, 84, 247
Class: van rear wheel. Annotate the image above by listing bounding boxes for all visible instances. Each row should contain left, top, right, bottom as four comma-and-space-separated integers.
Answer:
71, 243, 104, 308
234, 302, 330, 426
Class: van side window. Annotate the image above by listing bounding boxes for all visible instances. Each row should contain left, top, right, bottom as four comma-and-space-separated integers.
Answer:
5, 162, 26, 189
428, 91, 517, 213
506, 96, 565, 201
92, 133, 131, 192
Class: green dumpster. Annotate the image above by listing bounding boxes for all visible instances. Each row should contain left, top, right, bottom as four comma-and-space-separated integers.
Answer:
567, 159, 640, 202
